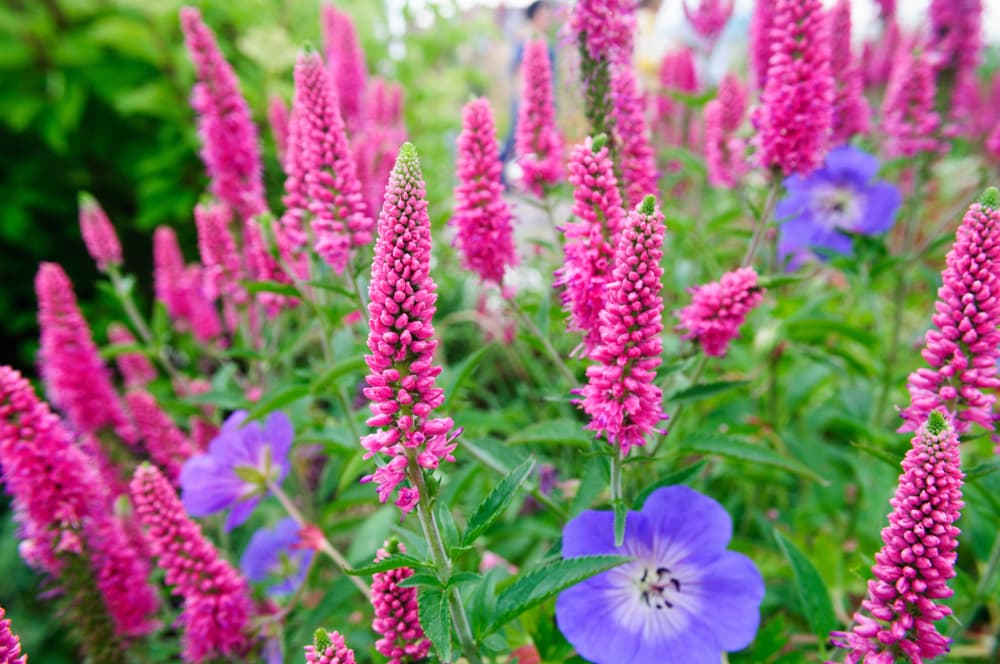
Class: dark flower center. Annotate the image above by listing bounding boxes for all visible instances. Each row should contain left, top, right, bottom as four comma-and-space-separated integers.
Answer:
637, 566, 682, 610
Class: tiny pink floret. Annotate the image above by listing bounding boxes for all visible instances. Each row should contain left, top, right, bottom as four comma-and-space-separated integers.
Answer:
370, 542, 431, 663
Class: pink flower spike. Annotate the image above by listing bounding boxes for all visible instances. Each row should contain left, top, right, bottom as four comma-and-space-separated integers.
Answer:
36, 262, 137, 445
370, 542, 431, 663
827, 0, 870, 145
180, 6, 266, 221
183, 265, 224, 343
268, 95, 290, 165
900, 189, 1000, 434
749, 0, 774, 89
154, 226, 193, 326
880, 48, 940, 159
570, 0, 636, 65
676, 267, 764, 358
107, 322, 156, 389
579, 195, 666, 456
452, 97, 517, 287
305, 629, 356, 664
754, 0, 834, 176
131, 463, 253, 663
361, 143, 455, 512
831, 411, 963, 663
610, 64, 658, 207
682, 0, 735, 44
515, 40, 564, 196
556, 135, 626, 353
126, 390, 198, 484
78, 193, 122, 272
320, 4, 368, 133
195, 202, 245, 317
0, 604, 26, 664
704, 75, 747, 188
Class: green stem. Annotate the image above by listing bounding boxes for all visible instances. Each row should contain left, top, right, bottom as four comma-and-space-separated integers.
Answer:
507, 299, 577, 386
405, 456, 483, 664
610, 449, 626, 546
742, 179, 781, 268
651, 354, 709, 456
267, 481, 371, 598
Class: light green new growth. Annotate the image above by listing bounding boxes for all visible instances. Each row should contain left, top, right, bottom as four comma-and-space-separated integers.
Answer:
313, 628, 332, 652
591, 133, 608, 152
978, 186, 999, 210
926, 410, 947, 435
639, 194, 657, 216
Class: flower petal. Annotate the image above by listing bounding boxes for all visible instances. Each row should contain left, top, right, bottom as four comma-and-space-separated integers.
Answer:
684, 551, 765, 651
180, 454, 243, 517
632, 617, 725, 664
264, 410, 294, 477
823, 145, 878, 183
560, 510, 617, 557
640, 486, 733, 561
225, 495, 261, 531
556, 583, 641, 663
856, 182, 901, 235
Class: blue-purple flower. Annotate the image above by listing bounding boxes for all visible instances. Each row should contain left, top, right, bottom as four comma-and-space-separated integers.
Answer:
180, 410, 293, 531
240, 517, 314, 596
777, 145, 901, 268
555, 486, 764, 664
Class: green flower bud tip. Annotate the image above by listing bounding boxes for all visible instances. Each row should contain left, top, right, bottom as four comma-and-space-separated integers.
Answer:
78, 191, 97, 208
398, 141, 418, 162
591, 134, 608, 152
314, 628, 332, 651
926, 410, 947, 435
978, 186, 999, 210
301, 41, 317, 55
639, 194, 657, 215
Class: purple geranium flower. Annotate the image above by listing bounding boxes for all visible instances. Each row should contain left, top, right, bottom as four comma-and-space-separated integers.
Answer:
776, 145, 901, 268
180, 410, 294, 531
555, 486, 764, 664
240, 517, 314, 596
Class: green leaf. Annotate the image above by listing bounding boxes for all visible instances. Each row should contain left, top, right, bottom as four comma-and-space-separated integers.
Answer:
344, 554, 431, 576
443, 344, 492, 411
243, 280, 301, 298
785, 319, 877, 347
632, 460, 707, 508
418, 588, 453, 663
310, 356, 367, 394
570, 456, 609, 517
463, 457, 536, 545
678, 434, 826, 484
507, 419, 592, 448
491, 555, 629, 630
668, 380, 750, 403
448, 571, 481, 588
436, 502, 461, 551
396, 573, 444, 589
245, 384, 310, 420
774, 530, 838, 643
849, 440, 903, 470
967, 459, 1000, 482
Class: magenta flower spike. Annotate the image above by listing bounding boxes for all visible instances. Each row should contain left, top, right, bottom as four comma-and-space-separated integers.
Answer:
676, 267, 764, 358
131, 463, 253, 663
78, 193, 122, 272
988, 122, 1000, 159
243, 217, 294, 317
370, 542, 431, 663
305, 629, 356, 664
320, 4, 368, 133
107, 322, 156, 389
180, 6, 266, 221
194, 202, 245, 330
655, 48, 699, 146
755, 0, 834, 176
880, 48, 940, 159
154, 226, 195, 326
126, 390, 198, 484
578, 195, 666, 456
748, 0, 774, 89
515, 40, 564, 197
570, 0, 636, 65
900, 189, 1000, 434
0, 605, 26, 664
556, 135, 626, 353
36, 262, 137, 445
704, 74, 747, 188
610, 64, 658, 207
928, 0, 983, 79
452, 97, 517, 287
682, 0, 735, 44
831, 411, 964, 663
268, 94, 290, 165
183, 265, 224, 343
360, 143, 456, 512
828, 0, 870, 145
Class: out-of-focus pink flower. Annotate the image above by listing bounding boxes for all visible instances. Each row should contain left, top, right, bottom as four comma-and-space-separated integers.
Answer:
676, 267, 764, 358
610, 64, 658, 207
452, 97, 517, 287
78, 193, 122, 272
862, 18, 903, 90
126, 390, 198, 484
579, 196, 666, 456
0, 604, 26, 664
704, 74, 747, 188
755, 0, 834, 176
828, 0, 870, 144
515, 40, 564, 196
360, 144, 456, 512
195, 202, 245, 307
682, 0, 734, 44
107, 323, 156, 389
831, 411, 963, 663
570, 0, 636, 64
180, 6, 266, 221
268, 95, 290, 165
928, 0, 982, 79
880, 48, 940, 159
183, 265, 224, 343
320, 4, 368, 133
370, 542, 431, 663
243, 217, 294, 317
749, 0, 774, 89
900, 189, 1000, 434
655, 48, 699, 147
987, 122, 1000, 158
154, 226, 193, 326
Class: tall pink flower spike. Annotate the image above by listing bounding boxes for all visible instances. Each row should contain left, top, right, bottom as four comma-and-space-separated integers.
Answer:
556, 135, 626, 353
704, 74, 747, 188
154, 226, 194, 327
748, 0, 774, 89
452, 97, 517, 287
131, 463, 253, 663
880, 48, 940, 159
125, 390, 198, 484
36, 262, 137, 445
180, 6, 266, 221
360, 143, 457, 513
900, 189, 1000, 435
655, 48, 699, 147
827, 0, 870, 145
305, 629, 357, 664
676, 267, 765, 358
107, 322, 156, 389
78, 193, 122, 272
682, 0, 734, 44
515, 40, 564, 196
755, 0, 834, 176
570, 0, 636, 64
320, 4, 368, 133
0, 366, 159, 639
579, 195, 666, 456
0, 604, 26, 664
610, 64, 658, 207
195, 202, 246, 334
831, 410, 964, 663
370, 542, 431, 663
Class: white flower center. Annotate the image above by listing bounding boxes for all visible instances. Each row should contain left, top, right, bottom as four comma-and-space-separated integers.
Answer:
811, 184, 864, 231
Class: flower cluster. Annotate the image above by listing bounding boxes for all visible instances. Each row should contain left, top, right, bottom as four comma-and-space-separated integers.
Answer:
704, 74, 747, 188
683, 0, 734, 43
827, 0, 870, 145
610, 65, 658, 208
305, 629, 357, 664
880, 48, 940, 159
515, 40, 563, 196
676, 267, 764, 358
78, 193, 122, 272
370, 542, 431, 663
107, 322, 156, 389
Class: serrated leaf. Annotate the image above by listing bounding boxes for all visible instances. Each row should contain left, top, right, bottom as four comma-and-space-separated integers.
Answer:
507, 419, 592, 448
397, 573, 444, 589
633, 461, 708, 508
468, 569, 499, 637
444, 344, 492, 410
463, 457, 536, 545
418, 588, 453, 663
436, 502, 461, 551
491, 555, 629, 630
448, 571, 481, 588
344, 554, 431, 576
774, 530, 838, 643
678, 434, 826, 484
245, 384, 310, 420
310, 356, 367, 394
668, 380, 750, 403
